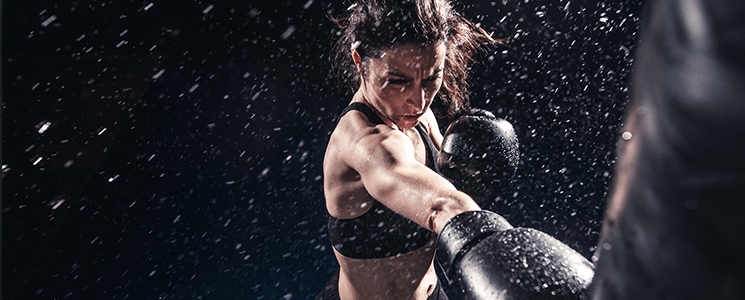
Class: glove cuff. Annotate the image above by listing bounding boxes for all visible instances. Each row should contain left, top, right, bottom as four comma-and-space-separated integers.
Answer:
436, 210, 513, 280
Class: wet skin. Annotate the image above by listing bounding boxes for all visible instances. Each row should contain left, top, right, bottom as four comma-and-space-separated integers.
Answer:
323, 42, 480, 299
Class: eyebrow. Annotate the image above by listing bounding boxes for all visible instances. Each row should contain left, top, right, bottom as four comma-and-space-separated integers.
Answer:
386, 68, 443, 78
427, 68, 443, 78
386, 71, 410, 79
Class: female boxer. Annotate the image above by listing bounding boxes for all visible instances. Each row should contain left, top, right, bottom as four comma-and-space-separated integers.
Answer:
317, 1, 494, 299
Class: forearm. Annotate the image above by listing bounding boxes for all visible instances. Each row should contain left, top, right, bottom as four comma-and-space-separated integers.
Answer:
369, 162, 480, 234
353, 129, 481, 233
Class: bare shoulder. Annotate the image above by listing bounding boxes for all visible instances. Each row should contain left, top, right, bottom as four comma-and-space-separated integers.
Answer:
324, 110, 412, 217
329, 110, 397, 151
421, 109, 443, 149
334, 111, 412, 168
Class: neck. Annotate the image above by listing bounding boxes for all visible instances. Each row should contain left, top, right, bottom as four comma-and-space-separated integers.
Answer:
352, 89, 401, 131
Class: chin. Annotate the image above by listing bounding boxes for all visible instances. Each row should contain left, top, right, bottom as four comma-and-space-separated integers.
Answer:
398, 116, 420, 128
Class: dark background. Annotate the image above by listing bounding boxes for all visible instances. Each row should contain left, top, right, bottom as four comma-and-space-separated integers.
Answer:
3, 0, 644, 299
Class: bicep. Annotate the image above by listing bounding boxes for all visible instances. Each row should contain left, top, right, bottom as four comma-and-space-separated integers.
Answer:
347, 131, 457, 228
347, 131, 419, 199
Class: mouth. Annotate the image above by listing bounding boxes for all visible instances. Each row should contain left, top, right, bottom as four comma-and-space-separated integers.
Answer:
400, 114, 423, 123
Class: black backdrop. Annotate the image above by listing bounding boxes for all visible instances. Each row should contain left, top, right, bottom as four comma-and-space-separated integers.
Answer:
3, 0, 644, 299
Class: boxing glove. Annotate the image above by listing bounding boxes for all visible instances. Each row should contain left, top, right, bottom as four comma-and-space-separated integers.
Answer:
438, 109, 519, 209
437, 210, 594, 300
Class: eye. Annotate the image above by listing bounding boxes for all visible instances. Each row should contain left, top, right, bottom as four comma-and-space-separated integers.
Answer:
423, 76, 441, 89
386, 78, 409, 85
424, 74, 442, 82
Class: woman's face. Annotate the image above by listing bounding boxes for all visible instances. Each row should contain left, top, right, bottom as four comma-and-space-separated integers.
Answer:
357, 42, 446, 129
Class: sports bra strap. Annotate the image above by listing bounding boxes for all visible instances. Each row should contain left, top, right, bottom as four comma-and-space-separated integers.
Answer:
339, 102, 440, 172
338, 102, 385, 125
415, 123, 441, 173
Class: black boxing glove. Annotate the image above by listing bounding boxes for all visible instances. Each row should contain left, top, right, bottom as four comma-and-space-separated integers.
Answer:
437, 210, 594, 300
438, 108, 519, 209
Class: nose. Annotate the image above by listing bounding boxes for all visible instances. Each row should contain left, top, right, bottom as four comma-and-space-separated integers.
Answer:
406, 83, 426, 111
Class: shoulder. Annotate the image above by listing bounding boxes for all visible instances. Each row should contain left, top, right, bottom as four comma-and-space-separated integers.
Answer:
331, 109, 397, 145
420, 109, 443, 148
328, 110, 411, 166
420, 109, 439, 132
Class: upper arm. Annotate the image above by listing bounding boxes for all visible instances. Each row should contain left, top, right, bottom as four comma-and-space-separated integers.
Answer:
345, 127, 467, 230
349, 128, 426, 198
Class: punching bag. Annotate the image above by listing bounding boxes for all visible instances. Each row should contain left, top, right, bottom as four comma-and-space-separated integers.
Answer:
590, 0, 745, 299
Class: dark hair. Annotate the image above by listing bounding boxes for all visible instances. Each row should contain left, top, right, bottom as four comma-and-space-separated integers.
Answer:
330, 0, 497, 116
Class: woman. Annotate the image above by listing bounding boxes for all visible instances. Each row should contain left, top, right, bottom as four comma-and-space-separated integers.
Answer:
318, 1, 496, 299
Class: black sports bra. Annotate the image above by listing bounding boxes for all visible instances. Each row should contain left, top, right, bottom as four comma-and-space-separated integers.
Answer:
327, 102, 439, 259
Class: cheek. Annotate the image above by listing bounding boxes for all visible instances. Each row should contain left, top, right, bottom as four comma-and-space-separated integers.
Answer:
425, 80, 443, 97
377, 79, 403, 96
365, 77, 386, 95
369, 81, 401, 106
380, 88, 405, 105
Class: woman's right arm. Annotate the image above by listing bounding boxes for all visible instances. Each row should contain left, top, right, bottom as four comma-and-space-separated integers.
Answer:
344, 123, 480, 234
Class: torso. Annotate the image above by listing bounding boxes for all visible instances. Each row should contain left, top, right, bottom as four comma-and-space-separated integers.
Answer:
323, 102, 441, 300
